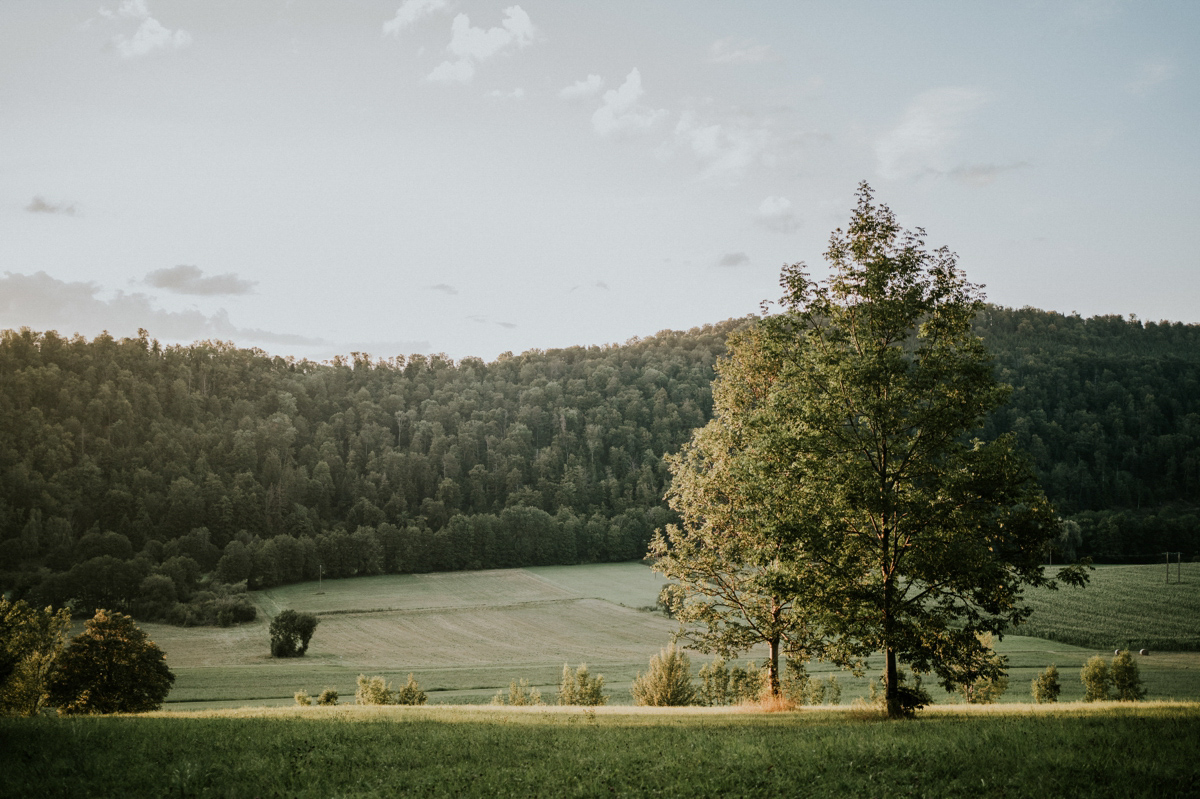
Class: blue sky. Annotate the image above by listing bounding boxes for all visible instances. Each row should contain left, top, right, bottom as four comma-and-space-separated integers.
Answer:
2, 1, 1196, 360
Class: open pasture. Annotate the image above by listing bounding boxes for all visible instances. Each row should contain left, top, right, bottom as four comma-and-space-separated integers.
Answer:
1019, 562, 1200, 651
3, 703, 1198, 798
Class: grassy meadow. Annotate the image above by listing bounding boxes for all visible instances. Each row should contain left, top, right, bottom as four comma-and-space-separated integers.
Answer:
3, 703, 1198, 798
135, 561, 1200, 709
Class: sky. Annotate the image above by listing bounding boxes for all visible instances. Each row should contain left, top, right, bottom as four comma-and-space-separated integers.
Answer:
2, 1, 1197, 362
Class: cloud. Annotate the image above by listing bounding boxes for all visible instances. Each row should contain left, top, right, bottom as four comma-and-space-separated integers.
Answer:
946, 162, 1030, 186
568, 280, 610, 293
708, 38, 773, 64
429, 283, 458, 295
26, 196, 77, 216
1123, 60, 1174, 94
467, 314, 516, 329
496, 321, 517, 329
875, 87, 986, 180
560, 75, 604, 99
0, 271, 319, 349
672, 111, 772, 180
144, 265, 256, 296
427, 6, 536, 84
591, 69, 667, 137
105, 1, 191, 58
383, 0, 448, 36
717, 252, 750, 268
489, 87, 525, 100
755, 196, 800, 233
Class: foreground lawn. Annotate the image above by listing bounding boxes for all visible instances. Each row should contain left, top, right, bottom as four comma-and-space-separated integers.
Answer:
2, 703, 1197, 798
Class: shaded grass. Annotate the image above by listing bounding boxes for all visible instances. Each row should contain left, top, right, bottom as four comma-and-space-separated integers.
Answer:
3, 704, 1198, 798
1020, 563, 1200, 651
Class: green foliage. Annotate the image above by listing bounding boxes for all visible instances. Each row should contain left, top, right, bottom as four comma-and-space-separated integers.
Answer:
269, 609, 318, 658
955, 634, 1010, 704
1110, 650, 1146, 701
868, 669, 932, 718
556, 663, 607, 706
294, 690, 311, 706
491, 678, 543, 706
0, 599, 71, 716
783, 661, 843, 706
1031, 664, 1062, 704
631, 644, 696, 706
1081, 656, 1111, 702
48, 609, 174, 714
355, 675, 394, 706
695, 656, 766, 706
316, 688, 339, 706
395, 674, 427, 706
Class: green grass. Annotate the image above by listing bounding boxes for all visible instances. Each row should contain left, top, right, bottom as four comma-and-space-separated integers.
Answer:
3, 704, 1198, 798
1019, 563, 1200, 651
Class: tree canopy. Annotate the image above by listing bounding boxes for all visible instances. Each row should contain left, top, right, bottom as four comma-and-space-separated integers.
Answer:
661, 184, 1088, 718
48, 609, 174, 714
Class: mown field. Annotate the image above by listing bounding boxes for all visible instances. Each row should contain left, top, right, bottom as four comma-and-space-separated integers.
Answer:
3, 704, 1198, 798
143, 561, 1200, 709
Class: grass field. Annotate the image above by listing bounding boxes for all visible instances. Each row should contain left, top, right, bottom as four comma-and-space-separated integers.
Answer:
3, 703, 1198, 798
141, 561, 1200, 708
1019, 562, 1200, 651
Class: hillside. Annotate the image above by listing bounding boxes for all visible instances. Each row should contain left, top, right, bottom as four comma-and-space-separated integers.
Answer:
2, 306, 1199, 621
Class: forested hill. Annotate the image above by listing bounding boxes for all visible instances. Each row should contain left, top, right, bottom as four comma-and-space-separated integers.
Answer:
1, 307, 1198, 622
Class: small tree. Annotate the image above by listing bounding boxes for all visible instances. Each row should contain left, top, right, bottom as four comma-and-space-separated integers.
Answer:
1031, 664, 1061, 703
557, 664, 607, 706
48, 609, 174, 714
294, 689, 312, 706
491, 678, 543, 706
269, 610, 319, 658
355, 674, 393, 705
316, 688, 339, 706
0, 599, 71, 717
394, 673, 427, 706
698, 657, 731, 706
1081, 656, 1110, 702
1110, 650, 1146, 701
631, 645, 697, 707
783, 660, 843, 706
956, 634, 1009, 704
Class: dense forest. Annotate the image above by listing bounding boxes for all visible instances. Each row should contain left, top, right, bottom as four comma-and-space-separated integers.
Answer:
1, 306, 1198, 624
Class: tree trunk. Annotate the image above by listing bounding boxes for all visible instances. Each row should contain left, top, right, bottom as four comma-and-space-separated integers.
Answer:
767, 637, 781, 697
885, 646, 901, 719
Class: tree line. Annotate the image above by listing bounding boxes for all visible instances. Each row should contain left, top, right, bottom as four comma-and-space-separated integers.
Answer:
1, 301, 1198, 623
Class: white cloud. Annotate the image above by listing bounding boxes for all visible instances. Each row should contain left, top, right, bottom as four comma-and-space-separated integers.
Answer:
947, 162, 1030, 186
489, 87, 525, 100
26, 196, 78, 216
560, 75, 604, 100
144, 265, 256, 296
110, 2, 191, 60
672, 111, 772, 180
709, 38, 773, 64
717, 252, 750, 267
755, 196, 800, 233
875, 87, 985, 180
383, 0, 448, 36
429, 283, 458, 295
426, 6, 536, 84
1123, 60, 1174, 94
591, 69, 667, 137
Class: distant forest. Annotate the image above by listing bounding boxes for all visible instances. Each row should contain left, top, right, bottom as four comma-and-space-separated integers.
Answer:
1, 306, 1198, 624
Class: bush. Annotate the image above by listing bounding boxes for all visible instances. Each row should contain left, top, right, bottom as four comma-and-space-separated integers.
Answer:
631, 644, 696, 707
868, 669, 931, 718
269, 610, 318, 658
355, 674, 393, 706
557, 663, 607, 706
316, 688, 339, 706
956, 633, 1009, 704
294, 690, 311, 706
1031, 664, 1061, 703
1111, 650, 1146, 701
48, 609, 175, 714
782, 661, 843, 706
491, 678, 543, 706
394, 674, 427, 706
1081, 655, 1110, 701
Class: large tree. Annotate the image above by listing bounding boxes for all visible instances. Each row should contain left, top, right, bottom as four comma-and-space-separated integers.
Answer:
665, 183, 1087, 718
0, 599, 71, 716
48, 609, 174, 714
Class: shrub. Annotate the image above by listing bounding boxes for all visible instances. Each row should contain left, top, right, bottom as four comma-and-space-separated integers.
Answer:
868, 669, 931, 718
394, 674, 427, 706
491, 678, 543, 706
1081, 655, 1110, 701
957, 633, 1009, 704
698, 657, 731, 706
1031, 664, 1061, 703
631, 644, 696, 707
0, 599, 72, 717
269, 610, 319, 658
316, 688, 338, 706
1110, 650, 1146, 701
557, 664, 607, 706
355, 674, 393, 706
48, 609, 175, 714
294, 690, 311, 706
